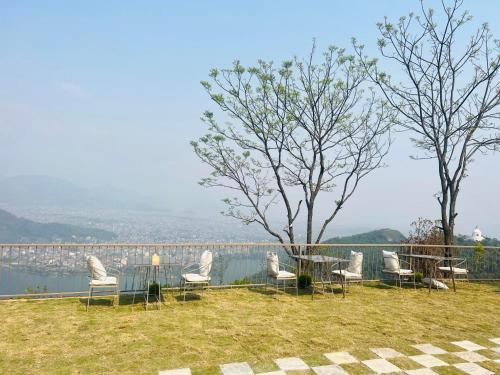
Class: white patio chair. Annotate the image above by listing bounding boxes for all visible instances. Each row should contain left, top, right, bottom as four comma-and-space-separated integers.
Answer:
438, 258, 469, 281
381, 250, 416, 289
332, 250, 363, 287
86, 255, 120, 311
265, 252, 298, 295
180, 250, 213, 301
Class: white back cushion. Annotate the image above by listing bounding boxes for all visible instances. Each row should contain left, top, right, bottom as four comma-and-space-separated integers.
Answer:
87, 255, 107, 280
382, 250, 399, 271
199, 250, 213, 277
266, 252, 279, 277
347, 251, 363, 275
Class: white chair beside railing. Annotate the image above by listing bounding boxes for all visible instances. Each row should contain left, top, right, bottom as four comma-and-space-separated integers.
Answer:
180, 250, 213, 301
382, 250, 416, 289
332, 250, 363, 287
438, 258, 469, 281
86, 255, 120, 311
265, 252, 298, 295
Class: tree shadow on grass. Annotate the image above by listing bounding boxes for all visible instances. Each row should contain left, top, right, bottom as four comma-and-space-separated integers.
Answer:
364, 280, 425, 290
79, 293, 166, 308
173, 292, 203, 302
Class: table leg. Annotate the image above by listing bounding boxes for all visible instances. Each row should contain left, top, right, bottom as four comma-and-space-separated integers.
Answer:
428, 261, 432, 294
132, 268, 138, 307
311, 262, 315, 300
450, 259, 456, 292
340, 262, 345, 298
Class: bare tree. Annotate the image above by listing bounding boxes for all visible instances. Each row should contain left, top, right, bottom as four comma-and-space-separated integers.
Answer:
191, 45, 394, 253
354, 0, 500, 245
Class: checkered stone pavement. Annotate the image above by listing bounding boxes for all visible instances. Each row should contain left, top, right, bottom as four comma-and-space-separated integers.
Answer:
159, 337, 500, 374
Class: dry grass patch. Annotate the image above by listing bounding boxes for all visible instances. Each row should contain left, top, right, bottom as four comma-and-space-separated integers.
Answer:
0, 282, 498, 374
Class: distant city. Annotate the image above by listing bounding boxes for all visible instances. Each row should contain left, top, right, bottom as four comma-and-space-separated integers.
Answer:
0, 204, 274, 243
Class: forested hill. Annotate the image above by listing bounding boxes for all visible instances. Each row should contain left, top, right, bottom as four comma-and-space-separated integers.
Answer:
454, 234, 500, 247
0, 209, 116, 243
324, 228, 500, 246
324, 228, 406, 244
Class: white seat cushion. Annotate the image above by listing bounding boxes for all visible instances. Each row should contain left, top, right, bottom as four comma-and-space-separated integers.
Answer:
423, 278, 449, 289
199, 250, 213, 277
347, 251, 363, 275
182, 273, 211, 283
89, 276, 117, 286
275, 270, 296, 280
86, 255, 107, 281
332, 270, 362, 280
383, 268, 413, 275
382, 250, 400, 272
267, 252, 279, 277
438, 266, 468, 274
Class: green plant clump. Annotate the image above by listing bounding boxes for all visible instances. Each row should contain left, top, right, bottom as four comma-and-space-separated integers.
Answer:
148, 282, 160, 297
298, 274, 312, 289
233, 277, 252, 285
414, 272, 423, 283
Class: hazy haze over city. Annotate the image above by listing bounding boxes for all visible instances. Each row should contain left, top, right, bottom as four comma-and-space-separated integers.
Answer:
1, 1, 500, 239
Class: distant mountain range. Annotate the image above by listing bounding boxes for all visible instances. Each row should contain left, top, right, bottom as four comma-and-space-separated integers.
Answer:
0, 175, 161, 211
0, 208, 115, 243
324, 228, 406, 244
324, 228, 500, 246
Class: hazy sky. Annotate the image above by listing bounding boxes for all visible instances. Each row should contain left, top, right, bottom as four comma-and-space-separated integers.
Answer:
1, 1, 499, 238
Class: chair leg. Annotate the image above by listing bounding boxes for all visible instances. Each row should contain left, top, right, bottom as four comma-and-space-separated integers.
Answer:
86, 286, 92, 312
115, 284, 120, 307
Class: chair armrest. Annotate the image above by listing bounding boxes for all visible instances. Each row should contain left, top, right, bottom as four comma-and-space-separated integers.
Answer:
182, 260, 214, 272
106, 267, 121, 276
279, 262, 297, 273
399, 258, 412, 269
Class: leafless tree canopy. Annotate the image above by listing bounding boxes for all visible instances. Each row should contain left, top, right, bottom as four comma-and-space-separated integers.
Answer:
355, 0, 500, 245
192, 45, 393, 250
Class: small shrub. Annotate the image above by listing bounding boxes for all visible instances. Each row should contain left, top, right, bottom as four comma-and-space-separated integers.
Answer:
473, 242, 485, 264
414, 272, 423, 283
298, 274, 312, 289
233, 277, 252, 285
148, 282, 160, 296
25, 284, 48, 295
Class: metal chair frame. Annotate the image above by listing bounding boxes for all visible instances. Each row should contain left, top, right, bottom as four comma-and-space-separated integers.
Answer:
86, 266, 120, 311
264, 261, 298, 296
180, 261, 213, 302
382, 258, 416, 289
438, 258, 469, 282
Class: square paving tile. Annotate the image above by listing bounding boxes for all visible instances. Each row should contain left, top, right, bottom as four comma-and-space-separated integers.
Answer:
451, 340, 487, 351
494, 359, 500, 364
323, 351, 359, 364
312, 364, 350, 375
453, 362, 494, 375
491, 347, 500, 354
408, 354, 448, 368
159, 369, 192, 375
489, 338, 500, 345
412, 344, 447, 355
362, 358, 402, 374
275, 357, 309, 371
220, 362, 254, 375
453, 351, 489, 362
256, 372, 286, 375
370, 347, 405, 359
404, 369, 439, 375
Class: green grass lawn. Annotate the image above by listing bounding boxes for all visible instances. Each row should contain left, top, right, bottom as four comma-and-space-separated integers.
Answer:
0, 282, 499, 374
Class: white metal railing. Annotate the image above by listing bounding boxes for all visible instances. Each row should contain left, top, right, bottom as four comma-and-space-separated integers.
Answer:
0, 243, 498, 298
